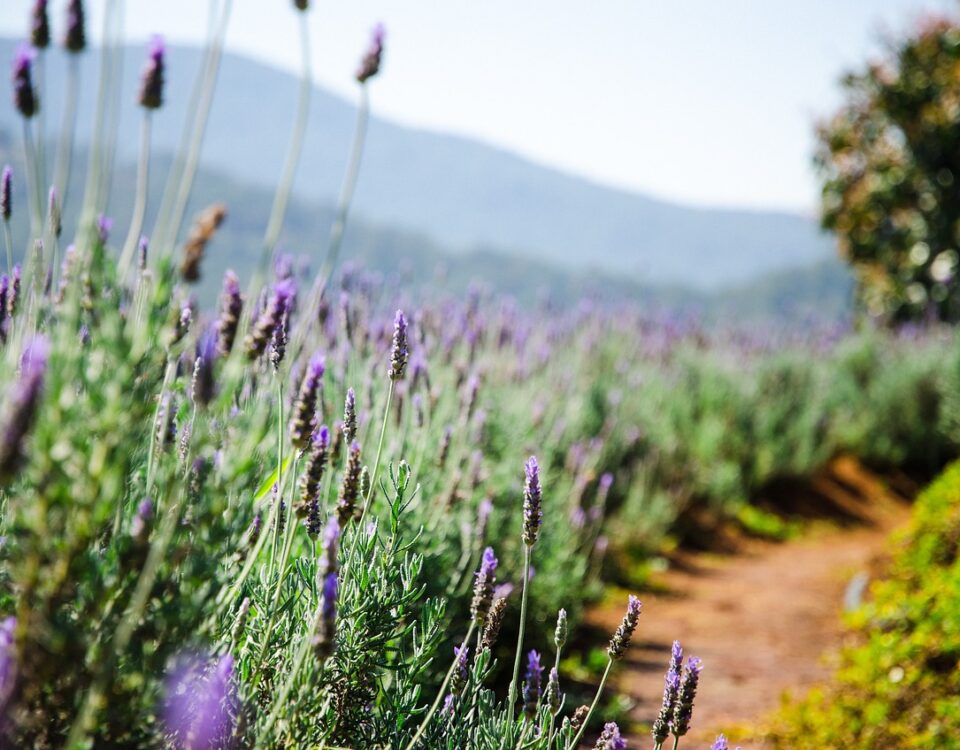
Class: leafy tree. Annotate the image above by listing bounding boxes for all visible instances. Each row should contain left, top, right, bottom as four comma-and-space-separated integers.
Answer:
818, 16, 960, 324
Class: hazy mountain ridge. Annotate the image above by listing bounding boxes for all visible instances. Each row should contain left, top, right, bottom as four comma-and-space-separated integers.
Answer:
0, 37, 833, 289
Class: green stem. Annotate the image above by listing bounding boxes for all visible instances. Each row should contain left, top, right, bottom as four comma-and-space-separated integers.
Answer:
269, 375, 285, 574
259, 12, 312, 275
359, 378, 394, 524
22, 121, 43, 245
402, 622, 477, 750
53, 56, 80, 214
566, 658, 613, 750
508, 546, 533, 719
118, 114, 152, 280
295, 85, 370, 358
161, 0, 233, 257
671, 737, 680, 750
3, 221, 12, 272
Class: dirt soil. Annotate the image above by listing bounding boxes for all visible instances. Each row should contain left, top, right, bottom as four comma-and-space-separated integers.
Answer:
585, 456, 916, 748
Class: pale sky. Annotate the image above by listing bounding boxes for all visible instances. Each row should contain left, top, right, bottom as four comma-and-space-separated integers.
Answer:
1, 0, 956, 213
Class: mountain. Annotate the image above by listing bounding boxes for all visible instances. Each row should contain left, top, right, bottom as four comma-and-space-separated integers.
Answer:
0, 37, 834, 289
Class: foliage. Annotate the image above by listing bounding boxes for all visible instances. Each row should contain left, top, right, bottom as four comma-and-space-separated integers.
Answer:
817, 15, 960, 323
769, 460, 960, 749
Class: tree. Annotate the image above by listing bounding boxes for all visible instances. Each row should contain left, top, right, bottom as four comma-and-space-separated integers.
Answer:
818, 16, 960, 324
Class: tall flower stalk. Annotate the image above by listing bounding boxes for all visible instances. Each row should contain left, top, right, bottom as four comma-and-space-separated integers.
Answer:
119, 36, 165, 279
258, 6, 313, 275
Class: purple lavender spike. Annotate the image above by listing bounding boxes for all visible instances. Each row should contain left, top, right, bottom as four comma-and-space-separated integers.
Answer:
522, 649, 543, 719
31, 1, 51, 49
138, 34, 165, 110
12, 44, 38, 119
64, 0, 86, 53
0, 166, 11, 221
0, 336, 48, 480
356, 23, 385, 83
522, 456, 542, 546
163, 652, 236, 750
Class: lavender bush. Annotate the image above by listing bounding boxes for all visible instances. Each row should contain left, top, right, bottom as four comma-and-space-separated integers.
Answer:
0, 2, 956, 748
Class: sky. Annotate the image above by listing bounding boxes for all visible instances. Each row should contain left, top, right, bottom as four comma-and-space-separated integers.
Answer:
1, 0, 957, 214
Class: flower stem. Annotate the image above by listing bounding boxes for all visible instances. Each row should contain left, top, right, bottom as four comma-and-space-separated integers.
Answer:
566, 658, 613, 750
402, 622, 477, 750
22, 121, 43, 246
359, 378, 394, 524
508, 545, 533, 717
118, 114, 152, 281
3, 221, 13, 272
53, 56, 80, 214
259, 12, 312, 274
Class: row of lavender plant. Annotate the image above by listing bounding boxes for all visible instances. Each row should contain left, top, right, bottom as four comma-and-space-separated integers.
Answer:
0, 1, 754, 748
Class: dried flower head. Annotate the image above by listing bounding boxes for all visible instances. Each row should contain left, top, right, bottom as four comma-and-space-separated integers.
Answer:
481, 596, 508, 652
181, 203, 226, 282
570, 704, 590, 733
608, 595, 641, 660
138, 35, 165, 110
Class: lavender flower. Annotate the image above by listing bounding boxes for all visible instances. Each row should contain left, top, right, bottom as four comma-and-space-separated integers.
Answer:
8, 265, 19, 317
342, 387, 357, 443
711, 735, 732, 750
300, 426, 330, 534
450, 644, 470, 695
594, 722, 627, 750
245, 279, 294, 360
0, 617, 16, 710
1, 166, 11, 221
215, 270, 243, 356
48, 187, 61, 238
64, 0, 86, 52
293, 0, 309, 11
191, 328, 219, 406
652, 640, 683, 744
319, 515, 340, 577
164, 653, 236, 750
608, 595, 641, 660
31, 1, 50, 49
480, 596, 507, 651
130, 498, 153, 542
0, 336, 48, 481
388, 309, 409, 381
97, 214, 113, 244
290, 353, 325, 449
522, 649, 543, 719
544, 666, 561, 713
336, 440, 362, 526
356, 23, 385, 83
138, 35, 165, 110
12, 44, 38, 119
314, 571, 338, 659
138, 236, 149, 271
522, 455, 542, 546
437, 425, 452, 468
555, 608, 568, 650
470, 546, 498, 625
671, 656, 703, 737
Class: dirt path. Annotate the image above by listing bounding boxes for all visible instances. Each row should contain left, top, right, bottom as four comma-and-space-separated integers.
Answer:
586, 456, 915, 748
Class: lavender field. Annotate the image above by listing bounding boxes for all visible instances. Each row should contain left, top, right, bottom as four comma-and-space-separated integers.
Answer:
1, 2, 960, 749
